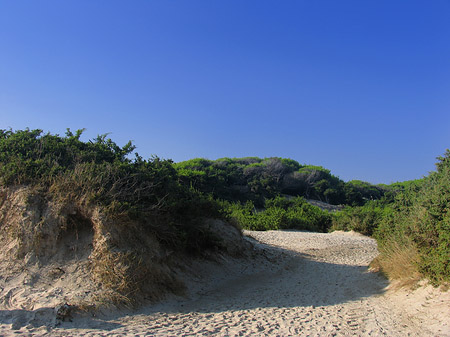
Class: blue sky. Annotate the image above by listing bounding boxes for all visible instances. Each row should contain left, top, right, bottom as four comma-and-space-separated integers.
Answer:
1, 1, 449, 184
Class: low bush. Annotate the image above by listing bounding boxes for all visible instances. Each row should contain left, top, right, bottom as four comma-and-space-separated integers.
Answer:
222, 196, 332, 232
331, 201, 393, 236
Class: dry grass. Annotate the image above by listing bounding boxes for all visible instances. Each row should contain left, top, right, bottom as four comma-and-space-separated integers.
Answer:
48, 163, 104, 208
2, 165, 240, 310
1, 184, 187, 309
371, 238, 422, 289
88, 214, 187, 308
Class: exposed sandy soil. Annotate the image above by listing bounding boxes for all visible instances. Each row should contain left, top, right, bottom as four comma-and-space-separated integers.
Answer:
1, 230, 449, 336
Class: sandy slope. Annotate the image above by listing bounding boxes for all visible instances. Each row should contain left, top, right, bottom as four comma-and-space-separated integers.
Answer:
1, 230, 449, 336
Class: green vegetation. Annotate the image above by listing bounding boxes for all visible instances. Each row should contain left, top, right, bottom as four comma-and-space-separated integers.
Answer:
221, 196, 332, 232
0, 128, 224, 253
0, 129, 233, 307
175, 157, 391, 207
374, 152, 450, 285
330, 201, 394, 236
1, 128, 448, 291
332, 153, 450, 286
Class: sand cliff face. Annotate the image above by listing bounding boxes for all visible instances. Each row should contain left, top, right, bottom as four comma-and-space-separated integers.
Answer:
0, 186, 99, 327
0, 186, 248, 317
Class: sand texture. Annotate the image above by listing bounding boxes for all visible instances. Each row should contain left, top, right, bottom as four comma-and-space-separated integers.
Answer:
1, 230, 449, 336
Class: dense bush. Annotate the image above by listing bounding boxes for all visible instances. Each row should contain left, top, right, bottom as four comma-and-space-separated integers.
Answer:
0, 128, 136, 185
222, 196, 332, 232
375, 151, 450, 284
332, 151, 450, 285
175, 157, 392, 207
331, 201, 393, 236
343, 180, 389, 206
0, 128, 224, 254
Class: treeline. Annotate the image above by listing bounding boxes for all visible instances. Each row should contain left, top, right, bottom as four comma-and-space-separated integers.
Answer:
174, 157, 401, 234
175, 157, 394, 207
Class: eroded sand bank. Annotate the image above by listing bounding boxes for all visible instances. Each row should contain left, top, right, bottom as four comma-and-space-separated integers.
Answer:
1, 230, 449, 336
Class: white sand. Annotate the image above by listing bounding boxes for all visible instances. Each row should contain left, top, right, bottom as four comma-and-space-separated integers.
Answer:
1, 230, 449, 336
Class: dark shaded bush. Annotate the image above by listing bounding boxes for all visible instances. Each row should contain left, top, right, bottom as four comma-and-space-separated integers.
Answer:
175, 157, 393, 207
343, 180, 389, 206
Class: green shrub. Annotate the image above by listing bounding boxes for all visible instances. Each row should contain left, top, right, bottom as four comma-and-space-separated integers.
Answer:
0, 128, 226, 255
174, 156, 392, 206
374, 150, 450, 285
222, 196, 332, 232
331, 201, 393, 236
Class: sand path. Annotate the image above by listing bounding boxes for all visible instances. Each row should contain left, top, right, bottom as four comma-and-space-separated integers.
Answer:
1, 230, 449, 336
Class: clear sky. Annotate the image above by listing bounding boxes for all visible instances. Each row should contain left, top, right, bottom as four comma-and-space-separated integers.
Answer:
1, 1, 449, 184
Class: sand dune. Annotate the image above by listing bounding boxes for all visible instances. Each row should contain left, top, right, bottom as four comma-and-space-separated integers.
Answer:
1, 230, 449, 336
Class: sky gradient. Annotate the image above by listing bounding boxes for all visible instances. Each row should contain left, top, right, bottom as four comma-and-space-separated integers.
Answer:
1, 1, 449, 184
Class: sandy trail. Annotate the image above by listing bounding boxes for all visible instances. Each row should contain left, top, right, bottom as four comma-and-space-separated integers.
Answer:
1, 230, 449, 336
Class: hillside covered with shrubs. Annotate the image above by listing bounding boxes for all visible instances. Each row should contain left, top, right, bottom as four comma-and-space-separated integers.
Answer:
175, 157, 394, 207
1, 128, 448, 297
0, 128, 230, 253
0, 129, 244, 307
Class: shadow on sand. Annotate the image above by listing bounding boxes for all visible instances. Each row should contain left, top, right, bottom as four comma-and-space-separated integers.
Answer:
0, 241, 388, 332
0, 307, 123, 331
147, 244, 389, 315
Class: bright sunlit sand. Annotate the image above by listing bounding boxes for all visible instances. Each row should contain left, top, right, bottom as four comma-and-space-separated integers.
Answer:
1, 230, 448, 336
